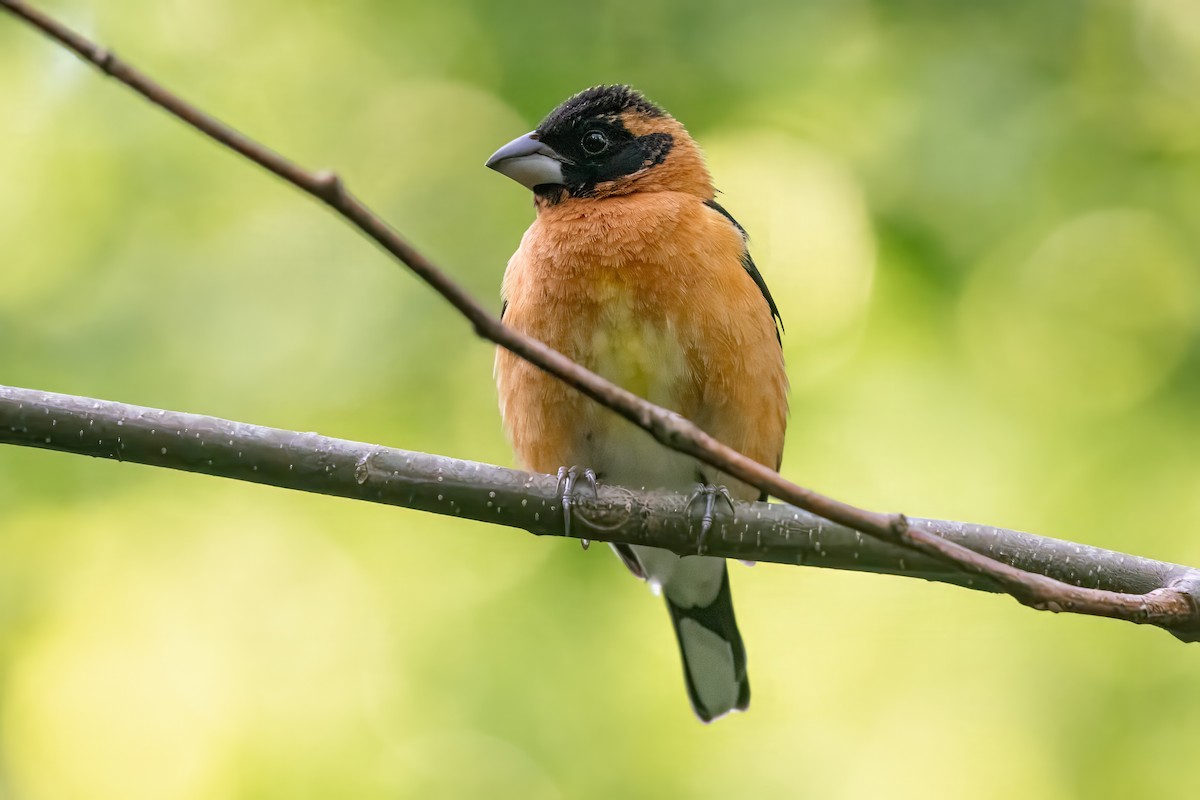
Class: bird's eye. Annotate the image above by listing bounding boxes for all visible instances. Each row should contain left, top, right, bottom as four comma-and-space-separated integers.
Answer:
581, 130, 609, 155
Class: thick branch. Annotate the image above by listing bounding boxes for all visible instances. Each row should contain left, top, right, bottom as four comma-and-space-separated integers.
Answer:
3, 1, 1198, 637
3, 384, 1200, 641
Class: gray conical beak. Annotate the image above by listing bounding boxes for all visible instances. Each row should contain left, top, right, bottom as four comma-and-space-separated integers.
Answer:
486, 132, 566, 190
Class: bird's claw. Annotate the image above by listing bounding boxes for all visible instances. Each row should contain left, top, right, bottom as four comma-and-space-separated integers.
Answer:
556, 466, 599, 549
686, 484, 735, 555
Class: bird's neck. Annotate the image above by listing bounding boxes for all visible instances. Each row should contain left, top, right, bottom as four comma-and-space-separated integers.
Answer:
638, 129, 713, 198
527, 190, 703, 270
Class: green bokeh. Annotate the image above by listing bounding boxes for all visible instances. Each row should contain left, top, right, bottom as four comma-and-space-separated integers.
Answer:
2, 0, 1200, 797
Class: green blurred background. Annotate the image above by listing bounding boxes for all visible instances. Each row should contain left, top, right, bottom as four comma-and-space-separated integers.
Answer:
2, 0, 1199, 797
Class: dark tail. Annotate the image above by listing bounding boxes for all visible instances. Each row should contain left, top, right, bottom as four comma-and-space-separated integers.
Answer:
665, 564, 750, 722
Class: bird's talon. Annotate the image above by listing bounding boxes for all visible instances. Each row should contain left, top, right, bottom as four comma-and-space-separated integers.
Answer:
557, 465, 598, 545
687, 484, 736, 555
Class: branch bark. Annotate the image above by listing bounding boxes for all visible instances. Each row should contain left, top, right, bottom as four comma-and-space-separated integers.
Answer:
3, 0, 1199, 639
4, 384, 1200, 641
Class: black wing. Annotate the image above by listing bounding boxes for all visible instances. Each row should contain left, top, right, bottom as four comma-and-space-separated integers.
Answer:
704, 199, 783, 343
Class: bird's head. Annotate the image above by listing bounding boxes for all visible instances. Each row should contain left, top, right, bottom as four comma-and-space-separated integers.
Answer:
486, 85, 712, 205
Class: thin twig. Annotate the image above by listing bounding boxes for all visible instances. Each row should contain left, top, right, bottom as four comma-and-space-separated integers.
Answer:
3, 384, 1199, 640
2, 0, 1198, 636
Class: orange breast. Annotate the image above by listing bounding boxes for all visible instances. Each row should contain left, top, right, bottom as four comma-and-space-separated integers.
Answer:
495, 192, 788, 500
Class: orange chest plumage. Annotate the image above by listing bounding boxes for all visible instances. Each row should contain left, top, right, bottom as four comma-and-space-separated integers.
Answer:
512, 195, 722, 397
495, 191, 788, 495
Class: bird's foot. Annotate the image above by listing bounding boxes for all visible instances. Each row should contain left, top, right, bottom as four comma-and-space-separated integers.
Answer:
686, 484, 736, 555
556, 466, 598, 550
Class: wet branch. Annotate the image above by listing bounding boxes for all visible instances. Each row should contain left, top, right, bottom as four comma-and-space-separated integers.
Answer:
2, 0, 1199, 639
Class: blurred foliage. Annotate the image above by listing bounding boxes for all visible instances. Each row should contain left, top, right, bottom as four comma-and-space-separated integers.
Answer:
2, 0, 1200, 797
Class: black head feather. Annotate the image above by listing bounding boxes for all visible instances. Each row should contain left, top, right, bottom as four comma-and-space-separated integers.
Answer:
533, 85, 673, 200
538, 85, 666, 131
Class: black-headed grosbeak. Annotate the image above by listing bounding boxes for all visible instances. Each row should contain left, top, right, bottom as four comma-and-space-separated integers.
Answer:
487, 85, 788, 722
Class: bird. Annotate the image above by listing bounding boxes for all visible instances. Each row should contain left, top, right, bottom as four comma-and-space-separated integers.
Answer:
486, 85, 788, 722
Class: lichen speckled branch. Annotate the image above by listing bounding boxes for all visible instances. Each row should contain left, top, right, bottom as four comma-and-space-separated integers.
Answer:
4, 385, 1200, 641
3, 0, 1199, 638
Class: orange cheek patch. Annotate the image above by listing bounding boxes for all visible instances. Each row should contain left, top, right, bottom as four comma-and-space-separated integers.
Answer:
613, 113, 712, 199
